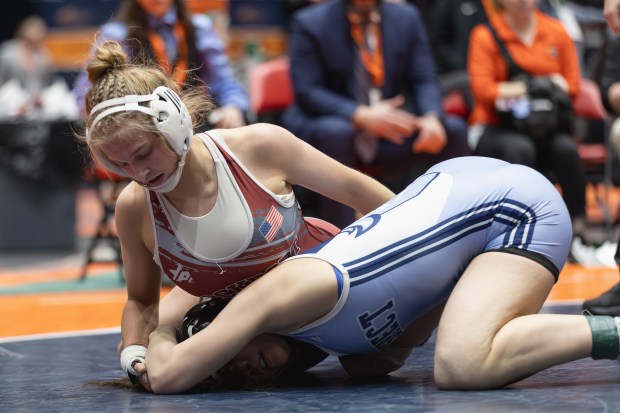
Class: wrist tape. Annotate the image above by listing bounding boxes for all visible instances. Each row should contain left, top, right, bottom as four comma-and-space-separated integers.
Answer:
120, 345, 147, 376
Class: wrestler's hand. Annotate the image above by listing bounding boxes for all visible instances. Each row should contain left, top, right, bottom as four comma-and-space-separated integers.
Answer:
120, 345, 147, 386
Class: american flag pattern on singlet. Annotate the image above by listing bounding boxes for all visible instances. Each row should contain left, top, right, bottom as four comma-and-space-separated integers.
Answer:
148, 133, 338, 299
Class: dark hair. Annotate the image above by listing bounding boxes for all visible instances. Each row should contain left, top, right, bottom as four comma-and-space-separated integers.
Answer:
83, 376, 146, 392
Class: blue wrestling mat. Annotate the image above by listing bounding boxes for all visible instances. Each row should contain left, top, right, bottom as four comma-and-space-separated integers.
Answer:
1, 303, 619, 413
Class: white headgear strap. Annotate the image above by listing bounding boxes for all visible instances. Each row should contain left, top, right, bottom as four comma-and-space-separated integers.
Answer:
88, 86, 193, 193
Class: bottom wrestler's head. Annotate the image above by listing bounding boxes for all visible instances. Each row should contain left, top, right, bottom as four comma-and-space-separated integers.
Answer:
178, 298, 328, 390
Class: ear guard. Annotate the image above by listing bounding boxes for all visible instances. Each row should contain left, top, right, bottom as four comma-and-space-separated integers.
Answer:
87, 86, 193, 176
177, 297, 229, 342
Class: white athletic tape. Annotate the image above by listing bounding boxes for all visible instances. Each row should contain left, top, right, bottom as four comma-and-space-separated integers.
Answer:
120, 345, 147, 376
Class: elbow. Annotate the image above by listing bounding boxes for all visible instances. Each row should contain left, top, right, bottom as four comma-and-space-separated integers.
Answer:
147, 359, 188, 394
148, 371, 174, 394
148, 371, 185, 395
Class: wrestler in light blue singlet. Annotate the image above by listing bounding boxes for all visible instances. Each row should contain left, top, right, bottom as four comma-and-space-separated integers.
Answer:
283, 157, 572, 356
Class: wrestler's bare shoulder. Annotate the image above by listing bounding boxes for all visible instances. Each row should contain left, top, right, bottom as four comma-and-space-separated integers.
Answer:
114, 181, 148, 217
216, 123, 293, 155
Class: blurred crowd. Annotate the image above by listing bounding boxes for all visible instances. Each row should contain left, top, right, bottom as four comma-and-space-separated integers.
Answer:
2, 0, 620, 314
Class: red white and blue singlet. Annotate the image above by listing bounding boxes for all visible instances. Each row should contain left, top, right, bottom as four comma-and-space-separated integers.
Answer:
283, 157, 572, 356
146, 131, 339, 299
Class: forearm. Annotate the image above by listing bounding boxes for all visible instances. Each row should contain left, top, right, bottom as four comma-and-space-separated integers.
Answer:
145, 325, 180, 393
348, 175, 395, 215
121, 298, 159, 348
145, 318, 254, 394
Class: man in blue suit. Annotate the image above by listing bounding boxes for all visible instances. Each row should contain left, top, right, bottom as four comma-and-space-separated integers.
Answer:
282, 0, 470, 229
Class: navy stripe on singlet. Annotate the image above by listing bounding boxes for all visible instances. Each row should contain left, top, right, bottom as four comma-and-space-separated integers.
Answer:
344, 199, 536, 286
332, 265, 343, 298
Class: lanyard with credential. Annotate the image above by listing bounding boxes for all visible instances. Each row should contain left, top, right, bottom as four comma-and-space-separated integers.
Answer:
350, 19, 385, 88
148, 22, 188, 86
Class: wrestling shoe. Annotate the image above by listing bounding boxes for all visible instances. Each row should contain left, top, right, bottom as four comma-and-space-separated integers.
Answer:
582, 283, 620, 316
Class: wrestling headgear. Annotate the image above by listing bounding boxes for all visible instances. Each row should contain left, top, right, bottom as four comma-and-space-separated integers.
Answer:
177, 297, 228, 342
87, 86, 193, 193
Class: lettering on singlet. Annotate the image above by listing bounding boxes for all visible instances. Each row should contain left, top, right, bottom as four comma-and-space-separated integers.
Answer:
212, 274, 262, 299
170, 263, 195, 284
357, 298, 403, 350
211, 248, 294, 298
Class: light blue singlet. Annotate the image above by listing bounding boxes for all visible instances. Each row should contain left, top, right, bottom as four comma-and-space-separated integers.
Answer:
283, 157, 572, 356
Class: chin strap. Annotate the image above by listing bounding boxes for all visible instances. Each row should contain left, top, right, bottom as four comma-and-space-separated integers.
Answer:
145, 148, 188, 193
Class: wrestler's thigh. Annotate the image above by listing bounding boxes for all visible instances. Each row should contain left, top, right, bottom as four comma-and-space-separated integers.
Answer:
435, 251, 555, 357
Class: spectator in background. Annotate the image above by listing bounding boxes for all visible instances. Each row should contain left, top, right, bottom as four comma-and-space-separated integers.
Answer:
0, 14, 80, 187
0, 14, 78, 122
281, 0, 470, 229
427, 0, 582, 117
73, 0, 248, 129
0, 15, 53, 118
467, 0, 589, 259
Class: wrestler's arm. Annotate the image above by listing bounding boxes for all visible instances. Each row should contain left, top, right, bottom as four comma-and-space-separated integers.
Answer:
114, 184, 162, 358
145, 257, 338, 394
230, 123, 396, 216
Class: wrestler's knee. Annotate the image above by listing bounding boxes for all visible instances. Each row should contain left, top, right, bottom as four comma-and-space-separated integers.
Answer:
433, 343, 488, 390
